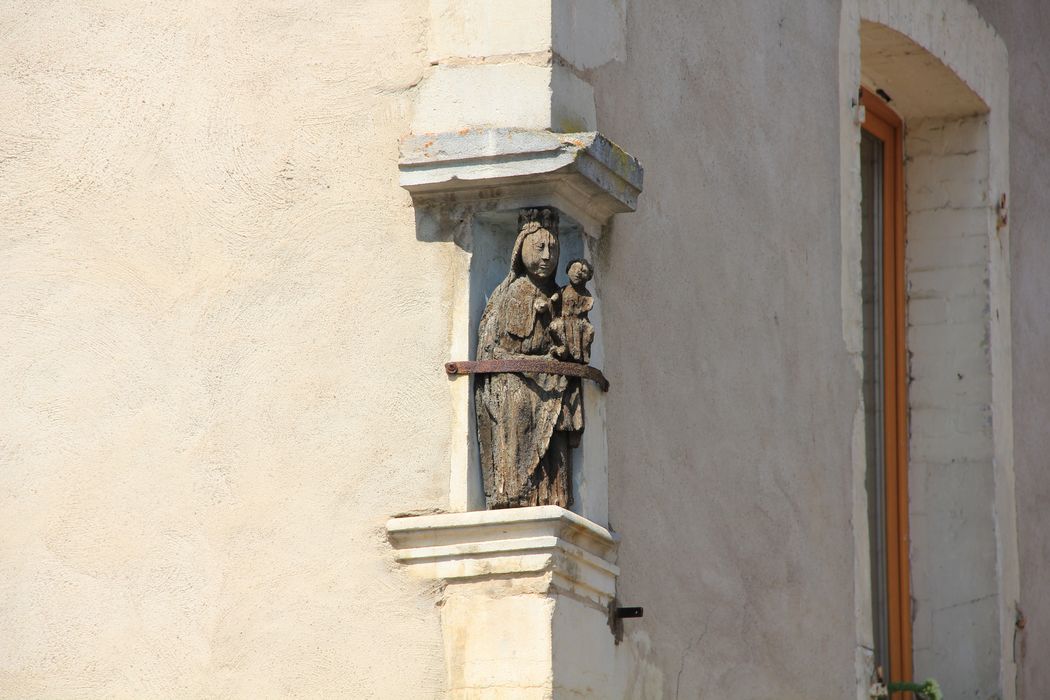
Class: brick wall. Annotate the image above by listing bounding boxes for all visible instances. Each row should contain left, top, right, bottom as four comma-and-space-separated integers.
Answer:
904, 115, 1000, 697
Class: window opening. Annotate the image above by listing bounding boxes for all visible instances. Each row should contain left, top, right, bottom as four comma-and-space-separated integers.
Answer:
860, 87, 912, 685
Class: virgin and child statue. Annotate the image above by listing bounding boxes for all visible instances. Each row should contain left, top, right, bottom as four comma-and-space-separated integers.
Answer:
474, 208, 595, 509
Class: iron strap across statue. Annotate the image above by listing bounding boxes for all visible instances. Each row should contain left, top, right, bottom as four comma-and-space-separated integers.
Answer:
444, 208, 604, 510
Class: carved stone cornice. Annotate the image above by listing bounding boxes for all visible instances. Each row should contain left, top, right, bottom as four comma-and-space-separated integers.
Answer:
398, 129, 643, 232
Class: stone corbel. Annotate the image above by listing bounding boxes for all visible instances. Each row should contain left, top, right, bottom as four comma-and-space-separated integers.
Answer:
387, 505, 619, 606
387, 507, 620, 698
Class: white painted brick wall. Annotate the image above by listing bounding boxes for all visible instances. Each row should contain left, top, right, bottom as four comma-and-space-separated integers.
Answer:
904, 115, 999, 685
905, 116, 992, 439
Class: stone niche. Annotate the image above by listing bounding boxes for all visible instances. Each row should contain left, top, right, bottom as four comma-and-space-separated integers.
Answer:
388, 128, 642, 699
402, 128, 642, 525
468, 208, 605, 519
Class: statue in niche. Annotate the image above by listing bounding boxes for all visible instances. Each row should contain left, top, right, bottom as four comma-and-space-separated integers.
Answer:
474, 208, 596, 509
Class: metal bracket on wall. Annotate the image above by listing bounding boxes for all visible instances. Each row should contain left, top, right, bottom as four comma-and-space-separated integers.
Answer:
445, 359, 610, 392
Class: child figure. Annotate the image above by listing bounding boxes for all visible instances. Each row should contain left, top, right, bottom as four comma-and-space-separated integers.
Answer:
549, 259, 595, 449
549, 258, 595, 364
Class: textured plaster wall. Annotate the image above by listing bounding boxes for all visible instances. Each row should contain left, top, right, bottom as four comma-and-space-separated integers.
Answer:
592, 2, 858, 697
966, 2, 1050, 697
0, 1, 450, 697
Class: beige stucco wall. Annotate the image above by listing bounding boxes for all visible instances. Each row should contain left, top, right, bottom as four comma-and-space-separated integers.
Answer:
5, 0, 1050, 698
0, 1, 450, 696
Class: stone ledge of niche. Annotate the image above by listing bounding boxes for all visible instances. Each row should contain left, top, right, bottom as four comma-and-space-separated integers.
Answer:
386, 506, 620, 607
398, 129, 643, 229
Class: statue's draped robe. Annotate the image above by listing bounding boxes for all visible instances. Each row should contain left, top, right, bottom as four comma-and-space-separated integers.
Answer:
475, 275, 574, 508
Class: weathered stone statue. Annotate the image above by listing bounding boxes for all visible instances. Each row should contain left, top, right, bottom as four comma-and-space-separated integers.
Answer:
474, 208, 596, 509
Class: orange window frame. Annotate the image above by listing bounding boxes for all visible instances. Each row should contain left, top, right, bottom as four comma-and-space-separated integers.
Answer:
860, 86, 913, 685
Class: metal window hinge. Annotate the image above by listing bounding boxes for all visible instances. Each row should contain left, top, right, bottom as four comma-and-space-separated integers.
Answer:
852, 98, 867, 126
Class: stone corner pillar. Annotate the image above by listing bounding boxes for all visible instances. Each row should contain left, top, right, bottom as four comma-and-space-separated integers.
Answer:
387, 507, 620, 698
403, 0, 643, 235
390, 5, 643, 696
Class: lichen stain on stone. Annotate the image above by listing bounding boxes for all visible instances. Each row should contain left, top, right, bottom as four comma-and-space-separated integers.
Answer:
556, 116, 589, 134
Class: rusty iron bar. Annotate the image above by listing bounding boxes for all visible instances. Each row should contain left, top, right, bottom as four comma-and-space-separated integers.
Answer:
445, 359, 610, 392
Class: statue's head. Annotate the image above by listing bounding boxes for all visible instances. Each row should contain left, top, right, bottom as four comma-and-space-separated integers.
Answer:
566, 259, 593, 286
514, 208, 560, 280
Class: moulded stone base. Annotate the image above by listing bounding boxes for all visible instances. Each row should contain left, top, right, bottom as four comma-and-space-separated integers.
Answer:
387, 506, 620, 699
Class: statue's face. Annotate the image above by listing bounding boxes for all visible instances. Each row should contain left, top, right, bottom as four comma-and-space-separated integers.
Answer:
568, 261, 592, 285
521, 229, 559, 278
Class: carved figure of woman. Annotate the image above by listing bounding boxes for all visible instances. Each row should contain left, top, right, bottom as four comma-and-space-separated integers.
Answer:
474, 208, 575, 509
